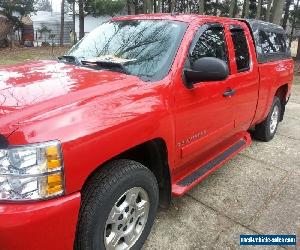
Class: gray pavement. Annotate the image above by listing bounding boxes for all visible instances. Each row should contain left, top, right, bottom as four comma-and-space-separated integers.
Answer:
144, 84, 300, 250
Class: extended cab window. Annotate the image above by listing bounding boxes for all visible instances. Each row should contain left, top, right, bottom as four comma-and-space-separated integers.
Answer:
259, 30, 287, 53
190, 27, 228, 64
230, 27, 250, 72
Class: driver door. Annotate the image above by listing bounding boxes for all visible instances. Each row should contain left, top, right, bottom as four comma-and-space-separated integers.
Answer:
174, 23, 236, 172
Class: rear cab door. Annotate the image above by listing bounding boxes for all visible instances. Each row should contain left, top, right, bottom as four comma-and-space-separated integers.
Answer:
224, 20, 260, 132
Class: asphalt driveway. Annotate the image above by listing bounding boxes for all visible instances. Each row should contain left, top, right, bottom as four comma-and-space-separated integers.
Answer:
144, 84, 300, 250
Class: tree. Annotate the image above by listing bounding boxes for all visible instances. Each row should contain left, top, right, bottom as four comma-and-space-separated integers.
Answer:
0, 0, 35, 48
198, 0, 204, 14
78, 0, 85, 39
60, 0, 65, 46
266, 0, 273, 21
229, 0, 237, 17
213, 0, 219, 16
256, 0, 262, 19
67, 0, 76, 44
243, 0, 250, 18
271, 0, 285, 24
35, 0, 52, 12
282, 0, 293, 29
37, 25, 51, 43
157, 0, 162, 12
171, 0, 176, 12
85, 0, 125, 16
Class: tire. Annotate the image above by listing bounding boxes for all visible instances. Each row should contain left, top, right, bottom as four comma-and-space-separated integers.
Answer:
253, 96, 282, 142
75, 159, 159, 250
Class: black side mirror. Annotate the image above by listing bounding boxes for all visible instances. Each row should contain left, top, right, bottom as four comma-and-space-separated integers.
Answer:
184, 57, 229, 88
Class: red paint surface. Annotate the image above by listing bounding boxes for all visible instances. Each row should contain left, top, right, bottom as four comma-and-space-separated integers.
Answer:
0, 14, 293, 249
0, 193, 81, 250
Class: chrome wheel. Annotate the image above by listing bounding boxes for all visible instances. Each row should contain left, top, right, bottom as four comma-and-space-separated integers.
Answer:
270, 105, 279, 134
104, 187, 150, 250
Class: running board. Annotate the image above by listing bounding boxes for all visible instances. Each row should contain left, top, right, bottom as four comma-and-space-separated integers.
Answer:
172, 133, 251, 196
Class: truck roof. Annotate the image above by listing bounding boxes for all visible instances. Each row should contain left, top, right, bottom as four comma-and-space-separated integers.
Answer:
113, 13, 238, 24
238, 18, 285, 34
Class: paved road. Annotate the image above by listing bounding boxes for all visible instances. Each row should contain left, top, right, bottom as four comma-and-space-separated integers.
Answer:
144, 84, 300, 250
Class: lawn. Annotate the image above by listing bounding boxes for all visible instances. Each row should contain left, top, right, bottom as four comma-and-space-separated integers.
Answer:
0, 46, 70, 66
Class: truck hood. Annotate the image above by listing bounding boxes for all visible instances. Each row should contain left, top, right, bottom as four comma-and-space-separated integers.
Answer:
0, 60, 147, 136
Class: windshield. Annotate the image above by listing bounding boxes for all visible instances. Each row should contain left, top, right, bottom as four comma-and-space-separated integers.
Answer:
66, 20, 188, 81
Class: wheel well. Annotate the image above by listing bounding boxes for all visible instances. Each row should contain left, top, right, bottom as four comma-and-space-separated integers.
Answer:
83, 139, 172, 208
275, 84, 288, 121
116, 139, 171, 208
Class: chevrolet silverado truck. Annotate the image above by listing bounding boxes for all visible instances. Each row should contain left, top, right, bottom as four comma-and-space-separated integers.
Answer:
0, 14, 293, 250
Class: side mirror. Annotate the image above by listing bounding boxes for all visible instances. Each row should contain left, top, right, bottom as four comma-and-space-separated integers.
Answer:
184, 57, 229, 88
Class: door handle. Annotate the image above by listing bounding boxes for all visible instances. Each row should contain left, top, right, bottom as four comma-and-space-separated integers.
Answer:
223, 89, 236, 97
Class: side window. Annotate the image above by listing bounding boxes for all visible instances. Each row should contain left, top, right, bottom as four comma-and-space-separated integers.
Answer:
190, 27, 228, 64
230, 28, 250, 72
273, 33, 287, 53
259, 30, 287, 54
259, 30, 276, 53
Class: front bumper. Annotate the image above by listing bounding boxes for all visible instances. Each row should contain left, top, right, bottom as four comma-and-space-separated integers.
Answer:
0, 192, 81, 250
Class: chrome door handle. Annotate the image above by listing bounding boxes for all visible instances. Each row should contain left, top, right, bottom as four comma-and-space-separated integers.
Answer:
223, 89, 236, 97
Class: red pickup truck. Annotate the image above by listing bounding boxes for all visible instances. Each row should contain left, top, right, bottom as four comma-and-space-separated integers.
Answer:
0, 14, 293, 250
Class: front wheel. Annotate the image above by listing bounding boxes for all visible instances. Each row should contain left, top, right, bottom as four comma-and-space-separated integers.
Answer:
253, 96, 282, 142
75, 160, 159, 250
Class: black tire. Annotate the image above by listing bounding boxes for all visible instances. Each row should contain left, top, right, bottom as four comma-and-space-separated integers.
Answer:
75, 159, 159, 250
253, 96, 282, 142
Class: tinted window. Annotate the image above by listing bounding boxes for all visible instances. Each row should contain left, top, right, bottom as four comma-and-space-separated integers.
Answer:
258, 30, 287, 54
231, 28, 250, 72
190, 28, 228, 64
67, 20, 187, 81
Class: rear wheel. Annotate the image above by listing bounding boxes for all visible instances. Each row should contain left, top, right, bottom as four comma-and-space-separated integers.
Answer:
75, 160, 159, 250
253, 96, 282, 142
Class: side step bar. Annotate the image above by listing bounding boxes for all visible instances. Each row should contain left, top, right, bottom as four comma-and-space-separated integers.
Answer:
178, 139, 246, 186
172, 133, 251, 197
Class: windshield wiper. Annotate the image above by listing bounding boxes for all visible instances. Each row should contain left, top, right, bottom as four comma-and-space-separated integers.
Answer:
81, 60, 130, 75
58, 55, 82, 65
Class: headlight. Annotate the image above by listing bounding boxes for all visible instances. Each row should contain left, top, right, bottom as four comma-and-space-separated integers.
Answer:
0, 141, 64, 201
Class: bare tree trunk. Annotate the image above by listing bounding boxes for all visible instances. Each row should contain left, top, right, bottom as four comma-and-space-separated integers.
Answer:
198, 0, 204, 14
60, 0, 65, 46
271, 0, 285, 25
149, 0, 153, 13
171, 0, 176, 12
72, 0, 76, 44
127, 0, 131, 14
143, 0, 147, 13
291, 0, 300, 47
244, 0, 250, 18
135, 0, 139, 14
79, 0, 84, 39
168, 0, 172, 12
266, 0, 273, 21
229, 0, 236, 17
144, 0, 153, 13
157, 0, 162, 12
8, 27, 15, 49
256, 0, 262, 19
282, 0, 292, 29
296, 36, 300, 59
214, 0, 219, 16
